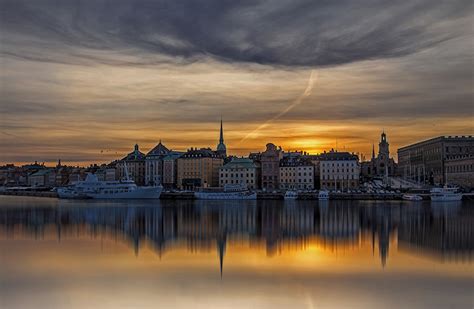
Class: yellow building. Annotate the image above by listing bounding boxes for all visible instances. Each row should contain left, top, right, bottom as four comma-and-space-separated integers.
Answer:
177, 148, 223, 190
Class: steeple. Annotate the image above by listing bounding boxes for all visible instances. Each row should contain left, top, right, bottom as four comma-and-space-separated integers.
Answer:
216, 118, 227, 157
372, 143, 375, 160
219, 118, 224, 145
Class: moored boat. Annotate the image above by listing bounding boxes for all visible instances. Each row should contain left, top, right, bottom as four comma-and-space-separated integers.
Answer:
430, 186, 462, 202
195, 184, 257, 200
284, 190, 298, 200
402, 194, 423, 201
318, 190, 329, 200
58, 173, 162, 199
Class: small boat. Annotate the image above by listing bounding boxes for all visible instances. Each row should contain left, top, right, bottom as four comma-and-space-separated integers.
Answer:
318, 190, 329, 200
430, 186, 462, 202
194, 184, 257, 200
284, 190, 298, 200
402, 194, 423, 201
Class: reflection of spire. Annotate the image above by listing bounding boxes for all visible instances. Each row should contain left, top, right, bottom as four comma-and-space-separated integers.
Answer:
217, 232, 227, 279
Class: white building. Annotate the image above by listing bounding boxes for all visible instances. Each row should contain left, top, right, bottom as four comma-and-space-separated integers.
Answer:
219, 158, 259, 189
320, 150, 360, 191
145, 141, 170, 186
279, 157, 315, 190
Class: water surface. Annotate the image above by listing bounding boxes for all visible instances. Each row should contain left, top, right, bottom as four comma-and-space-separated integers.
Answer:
0, 196, 472, 308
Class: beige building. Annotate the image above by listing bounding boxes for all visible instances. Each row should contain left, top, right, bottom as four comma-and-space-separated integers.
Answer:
320, 150, 360, 191
162, 152, 183, 189
177, 148, 223, 190
117, 144, 146, 186
279, 157, 315, 190
445, 154, 474, 189
219, 158, 259, 189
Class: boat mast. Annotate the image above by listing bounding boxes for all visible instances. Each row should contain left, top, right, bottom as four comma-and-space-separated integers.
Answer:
124, 162, 131, 181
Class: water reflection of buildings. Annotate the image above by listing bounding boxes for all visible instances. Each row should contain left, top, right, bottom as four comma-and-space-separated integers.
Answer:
0, 200, 472, 272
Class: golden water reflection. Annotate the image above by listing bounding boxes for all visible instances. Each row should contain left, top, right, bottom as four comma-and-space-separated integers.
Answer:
0, 197, 472, 309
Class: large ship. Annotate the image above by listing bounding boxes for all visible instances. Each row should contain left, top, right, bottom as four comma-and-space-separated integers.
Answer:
430, 186, 462, 202
58, 173, 162, 200
194, 184, 257, 200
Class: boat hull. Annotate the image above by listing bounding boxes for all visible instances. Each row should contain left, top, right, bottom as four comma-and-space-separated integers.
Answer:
430, 194, 462, 202
87, 186, 162, 199
194, 192, 257, 200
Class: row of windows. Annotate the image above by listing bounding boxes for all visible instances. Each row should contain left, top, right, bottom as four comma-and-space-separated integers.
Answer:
447, 164, 473, 173
280, 166, 313, 170
321, 162, 356, 167
281, 179, 312, 183
220, 179, 255, 184
262, 175, 278, 180
322, 169, 355, 173
220, 173, 255, 178
280, 172, 313, 177
322, 175, 357, 180
281, 184, 314, 189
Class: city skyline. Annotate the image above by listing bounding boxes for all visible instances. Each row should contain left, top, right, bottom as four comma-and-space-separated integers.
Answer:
1, 0, 473, 166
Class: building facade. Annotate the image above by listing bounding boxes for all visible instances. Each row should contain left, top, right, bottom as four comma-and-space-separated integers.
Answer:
260, 143, 282, 191
445, 154, 474, 189
397, 135, 474, 185
176, 148, 223, 190
320, 150, 360, 190
117, 144, 146, 186
145, 141, 170, 186
361, 131, 397, 181
279, 157, 315, 190
162, 152, 183, 189
219, 158, 259, 189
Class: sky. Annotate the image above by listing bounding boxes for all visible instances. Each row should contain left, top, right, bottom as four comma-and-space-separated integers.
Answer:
0, 0, 473, 165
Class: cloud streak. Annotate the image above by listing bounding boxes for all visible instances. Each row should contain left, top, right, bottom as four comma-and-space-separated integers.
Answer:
240, 70, 317, 142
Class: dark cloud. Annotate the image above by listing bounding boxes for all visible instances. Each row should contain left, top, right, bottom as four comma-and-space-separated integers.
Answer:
0, 0, 471, 67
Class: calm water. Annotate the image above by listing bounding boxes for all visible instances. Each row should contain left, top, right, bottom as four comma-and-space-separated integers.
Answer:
0, 196, 472, 309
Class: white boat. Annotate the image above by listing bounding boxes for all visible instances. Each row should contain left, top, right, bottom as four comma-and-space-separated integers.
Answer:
195, 184, 257, 200
430, 186, 462, 202
318, 190, 329, 200
58, 173, 162, 199
284, 190, 298, 200
402, 194, 423, 201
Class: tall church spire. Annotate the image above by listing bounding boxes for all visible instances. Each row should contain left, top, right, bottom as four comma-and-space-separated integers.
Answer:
219, 117, 224, 145
216, 117, 227, 157
372, 143, 375, 160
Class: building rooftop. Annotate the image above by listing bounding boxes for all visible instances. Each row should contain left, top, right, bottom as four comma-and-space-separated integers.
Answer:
319, 150, 359, 161
221, 158, 256, 169
146, 141, 170, 157
180, 148, 221, 159
121, 144, 146, 161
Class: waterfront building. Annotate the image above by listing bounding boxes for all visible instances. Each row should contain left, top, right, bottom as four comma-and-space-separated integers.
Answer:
445, 154, 474, 189
219, 157, 259, 189
361, 131, 398, 181
145, 140, 170, 185
216, 119, 227, 158
397, 135, 473, 186
304, 154, 322, 189
28, 169, 55, 187
117, 144, 146, 186
260, 143, 283, 191
176, 148, 223, 190
320, 150, 360, 190
162, 152, 183, 189
279, 157, 315, 190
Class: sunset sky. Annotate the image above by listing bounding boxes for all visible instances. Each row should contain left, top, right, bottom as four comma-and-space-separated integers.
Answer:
1, 0, 473, 165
